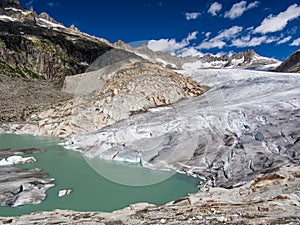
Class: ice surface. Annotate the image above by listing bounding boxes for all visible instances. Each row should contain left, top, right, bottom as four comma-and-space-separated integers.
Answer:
65, 69, 300, 187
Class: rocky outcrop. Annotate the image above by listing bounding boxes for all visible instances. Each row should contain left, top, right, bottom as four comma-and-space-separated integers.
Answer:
0, 148, 54, 207
0, 3, 112, 79
0, 0, 20, 8
276, 49, 300, 73
1, 165, 299, 224
86, 48, 142, 72
4, 60, 205, 137
0, 74, 71, 123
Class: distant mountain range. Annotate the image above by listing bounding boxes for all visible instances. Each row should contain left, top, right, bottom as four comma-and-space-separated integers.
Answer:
0, 0, 298, 81
114, 40, 281, 71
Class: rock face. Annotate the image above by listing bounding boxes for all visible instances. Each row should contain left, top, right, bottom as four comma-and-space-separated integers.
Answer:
1, 165, 299, 224
0, 3, 112, 79
86, 48, 142, 72
0, 74, 72, 123
276, 49, 300, 73
0, 0, 19, 8
0, 148, 54, 207
6, 60, 205, 137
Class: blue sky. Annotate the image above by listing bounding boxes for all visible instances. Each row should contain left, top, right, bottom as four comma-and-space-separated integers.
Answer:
19, 0, 300, 60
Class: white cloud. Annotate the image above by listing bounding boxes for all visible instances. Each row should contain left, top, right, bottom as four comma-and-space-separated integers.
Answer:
199, 40, 227, 49
147, 39, 186, 52
208, 2, 222, 16
225, 1, 259, 19
290, 38, 300, 46
205, 32, 211, 38
216, 26, 243, 39
254, 4, 300, 34
178, 47, 204, 57
185, 12, 201, 20
186, 31, 198, 42
277, 36, 292, 45
231, 35, 278, 47
25, 0, 35, 8
147, 31, 198, 53
198, 26, 243, 49
47, 1, 60, 7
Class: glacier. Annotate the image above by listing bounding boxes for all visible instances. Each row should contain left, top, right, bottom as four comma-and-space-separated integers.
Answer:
64, 69, 300, 188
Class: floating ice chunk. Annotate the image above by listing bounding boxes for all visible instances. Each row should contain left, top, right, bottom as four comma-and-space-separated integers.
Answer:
0, 156, 36, 166
58, 189, 72, 198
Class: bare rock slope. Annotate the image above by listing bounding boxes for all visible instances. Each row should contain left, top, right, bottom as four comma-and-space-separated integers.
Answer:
276, 49, 300, 73
6, 60, 205, 137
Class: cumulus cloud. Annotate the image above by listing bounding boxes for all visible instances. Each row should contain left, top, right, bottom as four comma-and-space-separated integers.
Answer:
231, 35, 278, 47
225, 1, 259, 19
198, 26, 243, 49
254, 4, 300, 34
178, 47, 204, 57
147, 31, 198, 53
290, 38, 300, 46
147, 39, 186, 53
205, 32, 211, 38
277, 36, 292, 45
208, 2, 222, 16
186, 31, 198, 42
185, 12, 201, 20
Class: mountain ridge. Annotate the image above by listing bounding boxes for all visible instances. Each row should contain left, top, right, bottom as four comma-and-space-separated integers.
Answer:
0, 1, 112, 79
114, 40, 281, 70
276, 49, 300, 73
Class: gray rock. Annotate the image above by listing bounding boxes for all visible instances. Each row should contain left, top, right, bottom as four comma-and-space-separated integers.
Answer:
1, 165, 299, 224
276, 49, 300, 73
0, 148, 54, 207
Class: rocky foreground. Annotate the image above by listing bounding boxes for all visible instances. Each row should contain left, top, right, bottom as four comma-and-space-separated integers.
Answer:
1, 165, 299, 224
0, 148, 54, 207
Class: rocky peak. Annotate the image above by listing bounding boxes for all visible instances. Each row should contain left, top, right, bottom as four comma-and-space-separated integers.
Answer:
0, 1, 113, 79
0, 0, 20, 8
38, 12, 61, 25
113, 40, 132, 49
276, 49, 300, 73
69, 24, 79, 31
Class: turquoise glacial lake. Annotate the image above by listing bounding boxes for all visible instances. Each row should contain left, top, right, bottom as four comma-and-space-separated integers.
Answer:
0, 134, 200, 217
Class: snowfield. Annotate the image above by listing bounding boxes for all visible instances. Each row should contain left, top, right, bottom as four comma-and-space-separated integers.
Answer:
65, 69, 300, 188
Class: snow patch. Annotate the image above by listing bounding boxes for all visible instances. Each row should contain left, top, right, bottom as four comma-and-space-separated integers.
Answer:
156, 58, 177, 68
182, 60, 227, 70
0, 15, 16, 22
36, 18, 65, 28
4, 7, 30, 15
135, 52, 150, 60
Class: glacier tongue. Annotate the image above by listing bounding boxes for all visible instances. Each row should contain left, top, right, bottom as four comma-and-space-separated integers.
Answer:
65, 69, 300, 188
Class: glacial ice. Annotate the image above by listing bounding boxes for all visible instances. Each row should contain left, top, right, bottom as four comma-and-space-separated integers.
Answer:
0, 155, 36, 166
65, 69, 300, 187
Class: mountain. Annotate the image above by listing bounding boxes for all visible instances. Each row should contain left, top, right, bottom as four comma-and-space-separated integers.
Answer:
115, 41, 281, 70
0, 0, 205, 135
0, 0, 112, 79
276, 49, 300, 73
